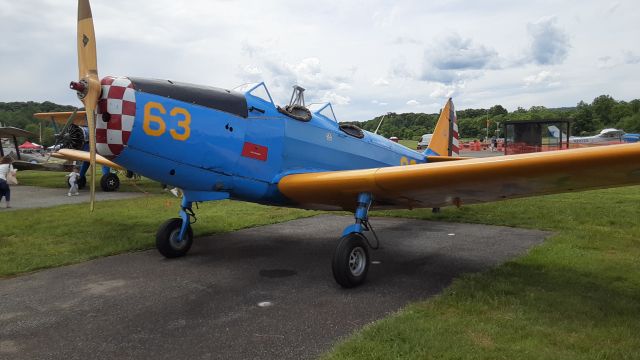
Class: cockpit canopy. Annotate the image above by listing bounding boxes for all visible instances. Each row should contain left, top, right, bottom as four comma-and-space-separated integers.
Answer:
235, 82, 366, 139
235, 82, 340, 123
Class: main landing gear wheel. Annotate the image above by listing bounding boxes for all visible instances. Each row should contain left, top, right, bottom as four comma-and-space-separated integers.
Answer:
332, 233, 370, 288
156, 218, 193, 258
100, 172, 120, 192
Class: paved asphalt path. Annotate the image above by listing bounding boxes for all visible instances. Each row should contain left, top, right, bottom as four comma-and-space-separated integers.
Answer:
0, 215, 549, 359
1, 185, 145, 211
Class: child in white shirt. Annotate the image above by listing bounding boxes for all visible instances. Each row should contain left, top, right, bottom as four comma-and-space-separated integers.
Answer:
67, 166, 80, 196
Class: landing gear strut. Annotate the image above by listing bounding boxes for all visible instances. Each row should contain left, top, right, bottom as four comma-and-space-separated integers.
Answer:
156, 198, 195, 258
332, 193, 375, 288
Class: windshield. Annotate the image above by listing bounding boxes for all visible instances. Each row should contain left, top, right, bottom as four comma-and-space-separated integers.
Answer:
233, 82, 274, 105
308, 102, 337, 122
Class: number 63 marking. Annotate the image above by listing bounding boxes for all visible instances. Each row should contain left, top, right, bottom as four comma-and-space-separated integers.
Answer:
143, 102, 191, 141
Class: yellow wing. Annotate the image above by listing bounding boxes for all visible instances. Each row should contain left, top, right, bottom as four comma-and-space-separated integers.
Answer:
50, 149, 125, 171
278, 143, 640, 210
33, 111, 87, 126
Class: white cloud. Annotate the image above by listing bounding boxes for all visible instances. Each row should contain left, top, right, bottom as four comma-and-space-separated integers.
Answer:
526, 16, 570, 65
420, 33, 499, 84
236, 45, 353, 104
389, 58, 414, 79
430, 82, 465, 99
1, 1, 639, 122
406, 99, 420, 106
523, 70, 556, 86
372, 6, 399, 28
597, 56, 614, 69
373, 77, 390, 86
392, 36, 421, 45
239, 64, 263, 82
607, 2, 620, 14
320, 91, 351, 105
623, 51, 640, 64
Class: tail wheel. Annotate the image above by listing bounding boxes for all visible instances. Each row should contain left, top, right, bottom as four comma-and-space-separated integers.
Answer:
156, 218, 193, 258
100, 173, 120, 192
332, 233, 370, 288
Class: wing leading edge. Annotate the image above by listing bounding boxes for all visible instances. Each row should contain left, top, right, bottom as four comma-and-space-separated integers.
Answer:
51, 149, 125, 171
278, 143, 640, 210
33, 111, 87, 126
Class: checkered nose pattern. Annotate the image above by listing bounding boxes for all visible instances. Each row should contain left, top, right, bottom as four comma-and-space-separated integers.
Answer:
96, 76, 136, 158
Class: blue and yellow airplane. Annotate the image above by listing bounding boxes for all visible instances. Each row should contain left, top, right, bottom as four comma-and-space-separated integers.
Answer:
48, 0, 640, 288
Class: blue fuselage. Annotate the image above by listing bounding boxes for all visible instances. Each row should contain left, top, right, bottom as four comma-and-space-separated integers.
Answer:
109, 80, 425, 206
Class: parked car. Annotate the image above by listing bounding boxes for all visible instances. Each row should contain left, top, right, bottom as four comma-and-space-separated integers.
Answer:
416, 134, 432, 150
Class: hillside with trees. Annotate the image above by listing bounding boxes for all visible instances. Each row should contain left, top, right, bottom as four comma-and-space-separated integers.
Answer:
1, 95, 639, 146
0, 101, 78, 146
354, 95, 640, 141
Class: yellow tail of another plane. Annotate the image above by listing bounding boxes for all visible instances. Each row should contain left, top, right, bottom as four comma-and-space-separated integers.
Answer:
425, 98, 459, 157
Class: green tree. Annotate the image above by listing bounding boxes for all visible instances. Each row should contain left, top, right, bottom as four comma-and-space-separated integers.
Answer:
591, 95, 616, 126
572, 101, 599, 135
489, 105, 508, 117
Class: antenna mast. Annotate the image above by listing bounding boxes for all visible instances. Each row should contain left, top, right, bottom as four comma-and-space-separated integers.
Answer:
374, 112, 391, 135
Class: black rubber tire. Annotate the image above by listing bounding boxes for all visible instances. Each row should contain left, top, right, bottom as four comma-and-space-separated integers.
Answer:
156, 218, 193, 258
100, 173, 120, 192
332, 233, 370, 288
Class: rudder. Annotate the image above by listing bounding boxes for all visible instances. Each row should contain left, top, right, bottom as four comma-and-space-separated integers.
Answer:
425, 98, 459, 157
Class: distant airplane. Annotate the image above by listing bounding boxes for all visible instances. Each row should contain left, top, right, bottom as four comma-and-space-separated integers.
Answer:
622, 133, 640, 143
0, 126, 71, 172
32, 111, 127, 192
40, 0, 640, 288
549, 126, 625, 146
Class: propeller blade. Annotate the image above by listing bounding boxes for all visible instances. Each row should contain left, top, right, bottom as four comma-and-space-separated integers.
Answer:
77, 0, 97, 80
85, 101, 97, 211
76, 0, 100, 211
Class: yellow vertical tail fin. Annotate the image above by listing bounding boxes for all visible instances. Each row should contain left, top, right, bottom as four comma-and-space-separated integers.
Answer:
425, 98, 459, 157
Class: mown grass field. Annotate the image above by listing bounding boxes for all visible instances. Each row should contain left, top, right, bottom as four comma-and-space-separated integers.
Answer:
398, 139, 418, 150
0, 195, 316, 277
2, 169, 639, 359
17, 169, 164, 193
326, 186, 640, 359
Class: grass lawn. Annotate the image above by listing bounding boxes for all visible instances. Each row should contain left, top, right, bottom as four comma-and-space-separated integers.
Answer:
398, 139, 418, 150
2, 173, 639, 358
326, 186, 640, 359
17, 169, 164, 193
0, 196, 316, 277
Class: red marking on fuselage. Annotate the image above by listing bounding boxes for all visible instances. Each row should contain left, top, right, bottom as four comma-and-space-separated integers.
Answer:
241, 142, 268, 161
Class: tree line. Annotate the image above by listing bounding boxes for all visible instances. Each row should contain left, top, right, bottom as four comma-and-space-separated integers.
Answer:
0, 101, 76, 146
354, 95, 640, 140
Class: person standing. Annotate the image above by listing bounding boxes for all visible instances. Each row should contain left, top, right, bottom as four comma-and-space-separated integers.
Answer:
0, 156, 15, 208
66, 166, 81, 196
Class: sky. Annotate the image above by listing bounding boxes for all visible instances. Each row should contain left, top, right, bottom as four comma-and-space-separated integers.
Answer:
1, 0, 639, 121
